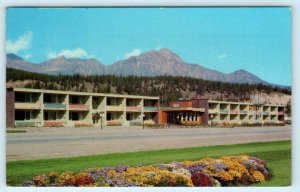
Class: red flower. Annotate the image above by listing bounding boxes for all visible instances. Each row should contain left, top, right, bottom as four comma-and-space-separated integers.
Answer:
191, 172, 213, 187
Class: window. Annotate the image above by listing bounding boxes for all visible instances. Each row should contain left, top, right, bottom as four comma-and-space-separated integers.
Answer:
107, 98, 112, 105
70, 96, 79, 104
69, 112, 79, 120
15, 111, 31, 120
107, 113, 112, 120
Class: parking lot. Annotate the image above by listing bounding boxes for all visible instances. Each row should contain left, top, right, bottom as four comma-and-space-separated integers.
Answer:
6, 125, 291, 161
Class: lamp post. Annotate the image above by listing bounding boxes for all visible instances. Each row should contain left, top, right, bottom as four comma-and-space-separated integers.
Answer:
142, 113, 145, 129
99, 112, 104, 130
210, 114, 213, 126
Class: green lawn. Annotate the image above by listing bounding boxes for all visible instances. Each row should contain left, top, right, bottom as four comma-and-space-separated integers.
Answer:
7, 140, 291, 186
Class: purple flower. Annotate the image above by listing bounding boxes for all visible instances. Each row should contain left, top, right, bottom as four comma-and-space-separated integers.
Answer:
213, 163, 227, 172
189, 163, 207, 174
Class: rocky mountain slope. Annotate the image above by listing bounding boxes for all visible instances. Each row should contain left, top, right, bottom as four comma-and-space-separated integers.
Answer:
7, 48, 267, 84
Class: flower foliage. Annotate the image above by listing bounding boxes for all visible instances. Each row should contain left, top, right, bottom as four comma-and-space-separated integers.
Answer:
22, 155, 271, 187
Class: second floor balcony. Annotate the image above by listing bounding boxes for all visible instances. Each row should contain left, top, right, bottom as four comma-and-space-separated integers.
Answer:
144, 106, 158, 111
126, 106, 142, 112
44, 103, 66, 110
69, 104, 90, 111
240, 110, 248, 114
220, 109, 229, 114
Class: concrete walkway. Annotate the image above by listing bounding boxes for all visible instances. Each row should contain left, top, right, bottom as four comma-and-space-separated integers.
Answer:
6, 125, 291, 161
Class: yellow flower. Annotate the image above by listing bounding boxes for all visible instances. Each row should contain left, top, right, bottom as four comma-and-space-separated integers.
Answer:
228, 170, 241, 179
215, 171, 234, 181
252, 171, 265, 182
221, 160, 250, 176
180, 161, 194, 167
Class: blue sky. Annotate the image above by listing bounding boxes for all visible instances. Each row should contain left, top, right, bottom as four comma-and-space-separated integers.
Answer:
6, 7, 291, 85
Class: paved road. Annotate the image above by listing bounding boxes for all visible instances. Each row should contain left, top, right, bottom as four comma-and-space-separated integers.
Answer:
6, 125, 291, 161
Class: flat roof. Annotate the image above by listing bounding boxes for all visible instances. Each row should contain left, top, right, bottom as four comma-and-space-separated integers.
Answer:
208, 100, 284, 107
12, 88, 159, 100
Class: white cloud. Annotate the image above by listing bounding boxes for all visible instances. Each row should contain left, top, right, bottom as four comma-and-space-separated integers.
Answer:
216, 54, 227, 59
124, 49, 141, 59
47, 48, 93, 59
155, 45, 162, 50
24, 54, 32, 59
6, 31, 33, 54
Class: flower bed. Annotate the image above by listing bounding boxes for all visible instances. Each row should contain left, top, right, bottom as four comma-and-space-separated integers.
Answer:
22, 155, 271, 187
106, 120, 122, 126
180, 121, 201, 126
74, 122, 93, 127
44, 121, 64, 127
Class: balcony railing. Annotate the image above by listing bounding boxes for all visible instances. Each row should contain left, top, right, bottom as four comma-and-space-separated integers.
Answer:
278, 111, 284, 115
249, 111, 256, 115
230, 109, 239, 114
44, 103, 66, 109
263, 112, 270, 115
126, 106, 142, 112
69, 104, 90, 110
106, 105, 124, 111
240, 110, 248, 114
144, 106, 158, 111
220, 109, 229, 114
15, 103, 40, 109
208, 109, 218, 114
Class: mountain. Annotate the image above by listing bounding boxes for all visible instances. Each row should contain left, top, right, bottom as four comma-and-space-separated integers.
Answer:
7, 54, 106, 75
6, 49, 268, 84
39, 56, 105, 75
106, 48, 227, 82
6, 53, 39, 73
226, 69, 267, 84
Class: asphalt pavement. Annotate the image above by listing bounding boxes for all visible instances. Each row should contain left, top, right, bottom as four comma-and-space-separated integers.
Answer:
6, 125, 291, 161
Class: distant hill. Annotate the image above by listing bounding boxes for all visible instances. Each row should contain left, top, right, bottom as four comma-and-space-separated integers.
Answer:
7, 48, 270, 85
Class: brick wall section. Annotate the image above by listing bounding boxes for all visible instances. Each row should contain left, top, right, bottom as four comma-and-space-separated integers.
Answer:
6, 88, 15, 128
159, 111, 167, 125
169, 100, 192, 108
191, 98, 209, 125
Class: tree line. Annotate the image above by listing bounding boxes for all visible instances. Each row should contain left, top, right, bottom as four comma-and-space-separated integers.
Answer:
6, 68, 291, 104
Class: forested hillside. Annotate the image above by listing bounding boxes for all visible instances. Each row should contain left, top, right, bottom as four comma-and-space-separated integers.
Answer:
6, 68, 291, 105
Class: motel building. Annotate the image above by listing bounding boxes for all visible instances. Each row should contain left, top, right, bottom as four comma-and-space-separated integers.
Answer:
6, 88, 285, 128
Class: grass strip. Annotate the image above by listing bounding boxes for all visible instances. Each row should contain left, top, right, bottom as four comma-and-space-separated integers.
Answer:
7, 140, 291, 186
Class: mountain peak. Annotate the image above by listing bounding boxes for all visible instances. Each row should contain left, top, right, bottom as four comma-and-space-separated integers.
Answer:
52, 55, 66, 61
157, 48, 174, 54
157, 48, 179, 57
156, 48, 184, 63
232, 69, 249, 74
7, 53, 24, 61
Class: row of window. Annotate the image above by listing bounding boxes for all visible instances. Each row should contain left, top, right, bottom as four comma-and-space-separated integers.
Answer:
15, 93, 158, 106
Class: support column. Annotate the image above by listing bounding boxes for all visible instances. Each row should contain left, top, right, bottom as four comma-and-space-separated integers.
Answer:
38, 93, 43, 127
6, 89, 15, 128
